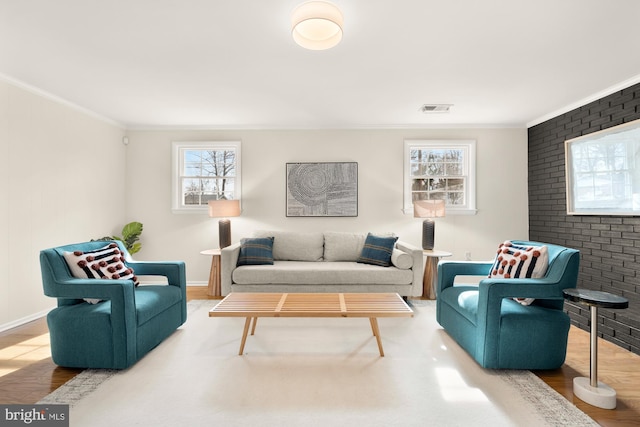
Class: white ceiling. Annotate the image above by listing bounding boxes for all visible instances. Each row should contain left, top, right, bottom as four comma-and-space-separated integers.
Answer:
1, 0, 639, 130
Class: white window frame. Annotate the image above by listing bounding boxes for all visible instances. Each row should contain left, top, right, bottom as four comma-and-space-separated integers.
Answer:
403, 139, 477, 215
171, 141, 241, 214
565, 118, 640, 215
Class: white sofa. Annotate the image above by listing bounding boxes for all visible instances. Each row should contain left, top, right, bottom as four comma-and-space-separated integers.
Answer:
221, 231, 424, 297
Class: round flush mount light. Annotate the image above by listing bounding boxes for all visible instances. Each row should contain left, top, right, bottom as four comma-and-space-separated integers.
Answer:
291, 1, 343, 50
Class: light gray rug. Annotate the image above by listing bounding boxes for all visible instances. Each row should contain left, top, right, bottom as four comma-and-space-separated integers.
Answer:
40, 300, 597, 427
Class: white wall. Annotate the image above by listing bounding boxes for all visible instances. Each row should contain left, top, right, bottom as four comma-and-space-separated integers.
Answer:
0, 80, 127, 330
126, 128, 529, 283
0, 80, 528, 329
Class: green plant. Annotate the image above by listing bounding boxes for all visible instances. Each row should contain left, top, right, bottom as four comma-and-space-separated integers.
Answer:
94, 221, 144, 255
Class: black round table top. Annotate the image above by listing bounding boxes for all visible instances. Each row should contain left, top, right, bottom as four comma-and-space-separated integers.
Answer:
563, 288, 629, 309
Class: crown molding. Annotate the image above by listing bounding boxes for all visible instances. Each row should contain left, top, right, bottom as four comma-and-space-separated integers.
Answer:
527, 74, 640, 128
0, 73, 125, 129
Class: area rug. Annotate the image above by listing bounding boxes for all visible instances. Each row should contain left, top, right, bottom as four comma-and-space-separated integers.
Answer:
39, 300, 597, 427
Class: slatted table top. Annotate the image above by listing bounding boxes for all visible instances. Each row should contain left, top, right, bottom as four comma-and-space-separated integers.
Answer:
208, 292, 414, 318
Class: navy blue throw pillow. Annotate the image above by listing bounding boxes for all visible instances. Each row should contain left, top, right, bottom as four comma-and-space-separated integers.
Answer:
357, 233, 398, 267
237, 237, 275, 266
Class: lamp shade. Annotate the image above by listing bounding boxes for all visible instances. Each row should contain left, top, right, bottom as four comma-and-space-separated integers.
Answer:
208, 199, 241, 218
291, 1, 343, 50
413, 199, 446, 218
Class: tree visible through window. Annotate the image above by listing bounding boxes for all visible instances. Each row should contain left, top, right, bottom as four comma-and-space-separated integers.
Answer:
172, 141, 241, 212
404, 140, 476, 214
410, 148, 465, 205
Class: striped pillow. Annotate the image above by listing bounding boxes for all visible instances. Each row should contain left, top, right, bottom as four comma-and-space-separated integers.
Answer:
63, 243, 139, 304
237, 237, 275, 266
488, 241, 549, 305
357, 233, 398, 267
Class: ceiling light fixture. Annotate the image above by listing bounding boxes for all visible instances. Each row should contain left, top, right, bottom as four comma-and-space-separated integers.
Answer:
291, 1, 343, 50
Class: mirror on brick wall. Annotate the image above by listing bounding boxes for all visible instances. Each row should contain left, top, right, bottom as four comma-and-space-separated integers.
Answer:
565, 118, 640, 215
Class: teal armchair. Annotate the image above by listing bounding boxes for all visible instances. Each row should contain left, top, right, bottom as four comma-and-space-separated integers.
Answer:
40, 240, 187, 369
436, 241, 580, 370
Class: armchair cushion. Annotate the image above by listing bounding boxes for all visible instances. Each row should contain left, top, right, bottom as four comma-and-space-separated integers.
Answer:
63, 242, 139, 303
488, 241, 549, 305
134, 285, 183, 326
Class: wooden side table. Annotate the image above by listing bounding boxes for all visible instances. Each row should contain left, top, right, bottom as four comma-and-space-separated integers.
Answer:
563, 288, 629, 409
200, 249, 222, 297
422, 249, 452, 299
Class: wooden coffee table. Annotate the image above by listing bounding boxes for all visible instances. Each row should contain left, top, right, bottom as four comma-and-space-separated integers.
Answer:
209, 292, 413, 356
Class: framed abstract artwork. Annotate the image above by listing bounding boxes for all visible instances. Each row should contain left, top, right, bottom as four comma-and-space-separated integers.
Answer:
286, 162, 358, 217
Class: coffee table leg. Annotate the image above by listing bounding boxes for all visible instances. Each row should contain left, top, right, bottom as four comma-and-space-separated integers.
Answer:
251, 317, 258, 335
239, 317, 252, 355
370, 317, 385, 357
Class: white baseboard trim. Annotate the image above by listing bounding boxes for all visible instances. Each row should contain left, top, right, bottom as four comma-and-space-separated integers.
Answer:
0, 308, 52, 334
189, 282, 207, 286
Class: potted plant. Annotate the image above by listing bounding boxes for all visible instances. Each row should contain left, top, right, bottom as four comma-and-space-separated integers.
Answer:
94, 221, 143, 254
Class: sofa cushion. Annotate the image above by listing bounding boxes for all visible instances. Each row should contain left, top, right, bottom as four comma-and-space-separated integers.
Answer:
391, 248, 413, 269
63, 243, 139, 304
232, 261, 413, 285
357, 233, 398, 267
489, 240, 549, 305
253, 230, 324, 261
237, 237, 274, 266
323, 232, 366, 261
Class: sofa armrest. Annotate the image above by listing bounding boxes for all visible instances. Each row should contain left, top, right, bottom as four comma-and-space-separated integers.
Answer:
221, 243, 241, 295
396, 241, 424, 296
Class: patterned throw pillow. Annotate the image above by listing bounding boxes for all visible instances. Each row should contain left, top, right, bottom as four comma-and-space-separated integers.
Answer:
237, 237, 275, 266
488, 241, 549, 305
63, 243, 139, 304
357, 233, 399, 267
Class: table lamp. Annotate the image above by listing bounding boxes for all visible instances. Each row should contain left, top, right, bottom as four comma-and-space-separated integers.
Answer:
413, 200, 445, 250
208, 199, 241, 249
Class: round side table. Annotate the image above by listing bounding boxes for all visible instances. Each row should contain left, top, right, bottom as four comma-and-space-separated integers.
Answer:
563, 288, 629, 409
422, 249, 452, 299
200, 249, 222, 297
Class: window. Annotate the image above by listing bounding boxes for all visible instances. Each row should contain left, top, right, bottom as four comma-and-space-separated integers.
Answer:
172, 141, 241, 213
403, 140, 476, 215
566, 118, 640, 215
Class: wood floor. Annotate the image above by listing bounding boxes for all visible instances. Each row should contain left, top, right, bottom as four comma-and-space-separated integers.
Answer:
1, 288, 639, 426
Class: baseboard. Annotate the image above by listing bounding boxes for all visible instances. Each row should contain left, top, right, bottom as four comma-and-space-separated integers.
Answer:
0, 308, 51, 333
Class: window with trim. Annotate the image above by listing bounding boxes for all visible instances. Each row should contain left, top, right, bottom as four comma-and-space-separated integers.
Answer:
566, 119, 640, 215
172, 141, 241, 213
403, 140, 476, 215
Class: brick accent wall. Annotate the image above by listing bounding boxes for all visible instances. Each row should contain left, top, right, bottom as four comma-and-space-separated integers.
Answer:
528, 83, 640, 355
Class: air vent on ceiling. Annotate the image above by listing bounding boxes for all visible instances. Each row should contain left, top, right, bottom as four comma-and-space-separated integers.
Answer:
420, 104, 453, 113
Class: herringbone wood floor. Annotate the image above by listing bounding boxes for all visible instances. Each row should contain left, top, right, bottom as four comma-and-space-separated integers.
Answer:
1, 288, 638, 426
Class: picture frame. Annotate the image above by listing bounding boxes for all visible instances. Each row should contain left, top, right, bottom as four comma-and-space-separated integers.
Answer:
286, 162, 358, 217
565, 118, 640, 215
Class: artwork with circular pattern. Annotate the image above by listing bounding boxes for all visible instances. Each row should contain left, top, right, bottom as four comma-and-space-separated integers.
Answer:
286, 162, 358, 217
